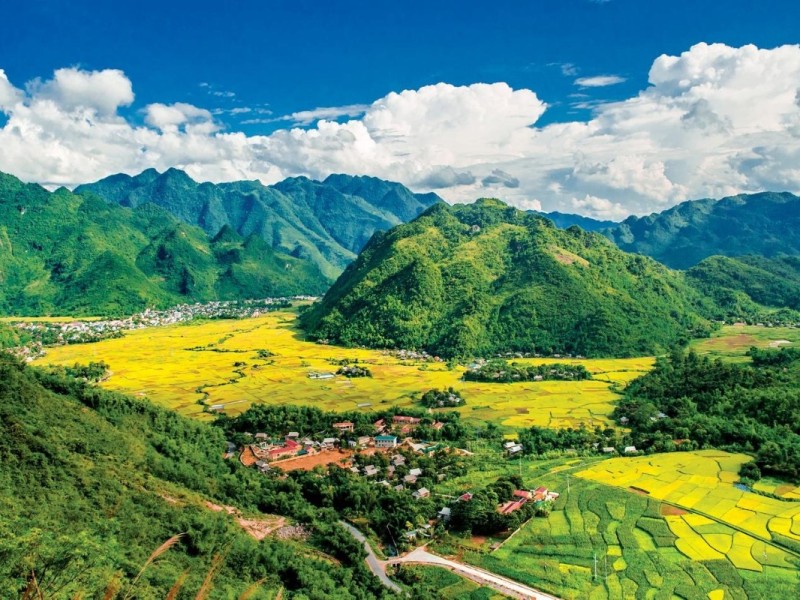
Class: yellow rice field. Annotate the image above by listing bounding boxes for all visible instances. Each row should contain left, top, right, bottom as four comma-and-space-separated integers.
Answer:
33, 311, 653, 429
576, 450, 800, 555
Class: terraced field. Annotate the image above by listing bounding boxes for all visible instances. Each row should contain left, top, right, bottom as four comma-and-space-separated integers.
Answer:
690, 324, 800, 362
34, 311, 652, 429
576, 451, 800, 557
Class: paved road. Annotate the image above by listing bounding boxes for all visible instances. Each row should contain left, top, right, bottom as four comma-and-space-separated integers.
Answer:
388, 547, 560, 600
339, 521, 403, 594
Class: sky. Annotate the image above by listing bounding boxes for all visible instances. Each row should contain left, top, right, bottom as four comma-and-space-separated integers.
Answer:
1, 0, 800, 219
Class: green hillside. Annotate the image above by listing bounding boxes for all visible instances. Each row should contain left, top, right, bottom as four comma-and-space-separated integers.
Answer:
0, 354, 390, 599
78, 169, 440, 279
686, 255, 800, 321
301, 199, 713, 358
0, 172, 329, 316
602, 192, 800, 268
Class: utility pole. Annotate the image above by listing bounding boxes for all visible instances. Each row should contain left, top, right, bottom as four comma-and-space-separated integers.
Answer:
604, 553, 608, 580
593, 552, 597, 581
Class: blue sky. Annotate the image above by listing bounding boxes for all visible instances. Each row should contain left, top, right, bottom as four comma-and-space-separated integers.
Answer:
1, 0, 800, 218
4, 0, 796, 131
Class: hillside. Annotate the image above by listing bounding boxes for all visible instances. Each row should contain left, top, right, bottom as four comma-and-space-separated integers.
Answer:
532, 210, 617, 232
0, 355, 387, 599
602, 192, 800, 268
78, 169, 441, 279
301, 199, 713, 358
0, 172, 328, 316
686, 255, 800, 320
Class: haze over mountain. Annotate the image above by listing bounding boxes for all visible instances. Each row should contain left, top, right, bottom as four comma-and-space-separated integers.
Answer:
601, 192, 800, 269
0, 172, 328, 315
77, 169, 440, 279
301, 199, 713, 358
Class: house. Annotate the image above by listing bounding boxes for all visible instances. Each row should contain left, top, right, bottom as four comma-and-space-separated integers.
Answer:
506, 444, 523, 455
287, 432, 300, 439
255, 460, 270, 473
619, 416, 630, 425
503, 441, 518, 450
332, 421, 354, 433
364, 465, 380, 477
409, 467, 423, 477
432, 421, 445, 431
308, 372, 335, 380
533, 486, 549, 501
321, 437, 339, 448
373, 419, 386, 433
268, 439, 300, 461
391, 454, 406, 466
513, 490, 533, 501
458, 492, 473, 502
357, 435, 372, 447
624, 446, 638, 454
404, 474, 418, 484
498, 499, 526, 514
412, 487, 430, 499
394, 484, 405, 492
350, 466, 360, 474
375, 435, 398, 449
438, 507, 452, 521
602, 447, 616, 454
392, 415, 421, 427
255, 432, 269, 441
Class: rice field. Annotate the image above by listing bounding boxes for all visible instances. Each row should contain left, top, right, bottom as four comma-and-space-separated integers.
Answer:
576, 451, 800, 554
449, 462, 799, 600
690, 324, 800, 362
33, 311, 653, 429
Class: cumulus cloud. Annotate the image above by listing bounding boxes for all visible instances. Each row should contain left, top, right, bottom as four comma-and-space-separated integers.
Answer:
574, 75, 626, 87
2, 43, 800, 219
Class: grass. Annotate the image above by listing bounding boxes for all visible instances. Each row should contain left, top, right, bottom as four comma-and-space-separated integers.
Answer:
397, 565, 509, 599
690, 325, 800, 363
33, 311, 652, 429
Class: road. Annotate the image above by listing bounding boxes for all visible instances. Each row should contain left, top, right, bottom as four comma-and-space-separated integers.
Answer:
338, 521, 402, 594
388, 547, 560, 600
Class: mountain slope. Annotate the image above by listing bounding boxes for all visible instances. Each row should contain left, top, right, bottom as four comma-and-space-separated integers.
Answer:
602, 192, 800, 268
532, 210, 618, 232
0, 172, 328, 316
0, 355, 383, 598
78, 169, 441, 278
301, 199, 712, 358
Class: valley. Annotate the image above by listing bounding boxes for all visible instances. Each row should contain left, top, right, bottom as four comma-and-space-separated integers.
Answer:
31, 309, 652, 430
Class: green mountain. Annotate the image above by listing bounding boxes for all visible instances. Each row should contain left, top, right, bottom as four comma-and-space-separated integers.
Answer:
0, 172, 328, 316
77, 169, 441, 279
0, 355, 386, 599
301, 198, 713, 358
686, 255, 800, 319
602, 192, 800, 269
532, 211, 618, 232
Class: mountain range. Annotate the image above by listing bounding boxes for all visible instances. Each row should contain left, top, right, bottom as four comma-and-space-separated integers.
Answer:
301, 199, 714, 358
0, 173, 328, 315
77, 169, 440, 279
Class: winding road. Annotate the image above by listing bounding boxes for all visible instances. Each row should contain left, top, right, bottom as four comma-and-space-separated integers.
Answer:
339, 521, 560, 599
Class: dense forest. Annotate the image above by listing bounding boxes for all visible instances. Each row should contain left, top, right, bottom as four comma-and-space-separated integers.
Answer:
614, 348, 800, 481
0, 354, 417, 599
302, 199, 714, 359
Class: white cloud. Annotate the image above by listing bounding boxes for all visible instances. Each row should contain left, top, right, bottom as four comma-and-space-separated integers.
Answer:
575, 75, 627, 87
2, 43, 800, 220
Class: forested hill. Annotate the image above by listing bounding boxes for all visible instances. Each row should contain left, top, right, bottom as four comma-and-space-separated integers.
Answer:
0, 354, 389, 599
601, 191, 800, 269
77, 169, 441, 279
0, 172, 328, 316
301, 198, 713, 358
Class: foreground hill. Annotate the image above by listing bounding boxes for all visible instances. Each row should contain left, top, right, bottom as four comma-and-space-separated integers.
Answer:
301, 199, 712, 358
0, 172, 328, 315
0, 355, 387, 598
78, 169, 440, 278
602, 191, 800, 269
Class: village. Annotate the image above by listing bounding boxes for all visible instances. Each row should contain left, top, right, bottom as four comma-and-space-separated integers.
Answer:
7, 296, 315, 361
235, 413, 560, 543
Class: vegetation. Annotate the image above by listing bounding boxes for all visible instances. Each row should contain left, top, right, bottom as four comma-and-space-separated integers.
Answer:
602, 191, 800, 269
614, 348, 800, 480
0, 354, 396, 599
0, 172, 328, 316
302, 199, 713, 358
463, 360, 592, 383
77, 168, 439, 279
420, 387, 464, 408
336, 364, 373, 378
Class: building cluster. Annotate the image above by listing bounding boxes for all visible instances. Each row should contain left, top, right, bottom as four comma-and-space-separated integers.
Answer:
9, 297, 309, 361
497, 486, 559, 515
